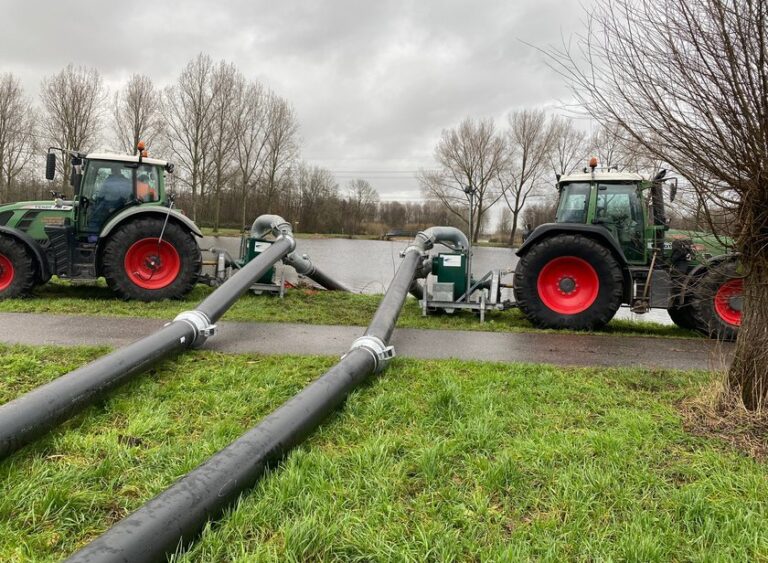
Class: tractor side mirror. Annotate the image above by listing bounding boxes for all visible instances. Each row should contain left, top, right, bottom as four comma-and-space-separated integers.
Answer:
45, 152, 56, 180
670, 179, 677, 202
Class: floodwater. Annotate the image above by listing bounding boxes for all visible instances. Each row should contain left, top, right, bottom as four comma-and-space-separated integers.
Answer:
201, 235, 673, 325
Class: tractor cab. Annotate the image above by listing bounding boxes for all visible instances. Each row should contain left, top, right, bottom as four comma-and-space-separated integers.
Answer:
555, 169, 648, 263
74, 153, 167, 235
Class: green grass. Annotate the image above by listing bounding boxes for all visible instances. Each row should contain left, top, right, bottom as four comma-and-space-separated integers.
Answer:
0, 343, 765, 561
0, 279, 698, 339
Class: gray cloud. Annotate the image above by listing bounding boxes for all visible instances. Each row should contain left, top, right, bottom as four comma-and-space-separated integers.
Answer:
0, 0, 587, 199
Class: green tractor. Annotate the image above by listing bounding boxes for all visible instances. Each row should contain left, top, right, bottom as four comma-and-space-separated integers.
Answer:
514, 159, 742, 340
0, 147, 203, 301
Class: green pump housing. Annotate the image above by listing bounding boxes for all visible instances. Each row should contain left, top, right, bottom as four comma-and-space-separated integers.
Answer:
431, 252, 468, 300
238, 237, 276, 284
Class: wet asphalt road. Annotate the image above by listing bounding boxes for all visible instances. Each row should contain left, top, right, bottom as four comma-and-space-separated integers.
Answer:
0, 312, 732, 371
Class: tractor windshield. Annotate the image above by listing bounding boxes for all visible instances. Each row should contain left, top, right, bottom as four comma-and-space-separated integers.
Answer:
556, 182, 590, 223
80, 161, 161, 233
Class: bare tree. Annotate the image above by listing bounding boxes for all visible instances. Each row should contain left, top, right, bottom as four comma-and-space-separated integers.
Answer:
0, 74, 36, 200
499, 109, 558, 245
208, 62, 241, 232
112, 74, 161, 154
262, 95, 299, 213
232, 81, 270, 229
418, 117, 507, 242
40, 64, 106, 194
547, 0, 768, 410
549, 116, 588, 176
523, 198, 559, 231
345, 179, 379, 235
163, 53, 216, 221
295, 162, 339, 232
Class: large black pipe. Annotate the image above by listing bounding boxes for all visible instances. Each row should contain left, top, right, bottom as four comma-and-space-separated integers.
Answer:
283, 252, 352, 292
65, 225, 468, 563
0, 217, 297, 460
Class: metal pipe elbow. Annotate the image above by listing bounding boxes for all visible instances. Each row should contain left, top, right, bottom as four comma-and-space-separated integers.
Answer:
415, 226, 469, 252
250, 214, 294, 239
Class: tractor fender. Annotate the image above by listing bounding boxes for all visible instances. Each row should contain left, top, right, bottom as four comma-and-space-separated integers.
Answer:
0, 225, 52, 282
517, 223, 629, 265
677, 252, 740, 305
100, 206, 203, 239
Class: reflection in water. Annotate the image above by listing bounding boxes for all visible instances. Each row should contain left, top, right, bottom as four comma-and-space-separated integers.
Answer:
202, 236, 673, 325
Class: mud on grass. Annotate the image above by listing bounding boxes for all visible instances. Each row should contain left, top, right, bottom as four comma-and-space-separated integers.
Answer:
0, 278, 699, 339
1, 344, 766, 561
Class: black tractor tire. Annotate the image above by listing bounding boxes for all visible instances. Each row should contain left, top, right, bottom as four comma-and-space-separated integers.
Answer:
667, 302, 699, 331
0, 236, 36, 299
690, 261, 741, 341
514, 234, 624, 330
667, 270, 707, 332
101, 217, 201, 301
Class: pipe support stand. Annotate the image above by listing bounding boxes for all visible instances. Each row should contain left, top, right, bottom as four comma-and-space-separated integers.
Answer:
171, 310, 216, 347
345, 335, 395, 373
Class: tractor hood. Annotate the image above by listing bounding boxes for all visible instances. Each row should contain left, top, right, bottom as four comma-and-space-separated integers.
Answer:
0, 200, 73, 211
0, 200, 74, 227
667, 229, 735, 258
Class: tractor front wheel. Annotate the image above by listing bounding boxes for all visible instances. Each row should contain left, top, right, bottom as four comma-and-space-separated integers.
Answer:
0, 236, 36, 299
690, 261, 742, 341
514, 234, 624, 330
102, 218, 201, 301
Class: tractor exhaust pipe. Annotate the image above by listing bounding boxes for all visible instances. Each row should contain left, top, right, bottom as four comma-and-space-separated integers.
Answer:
64, 226, 467, 563
0, 215, 298, 460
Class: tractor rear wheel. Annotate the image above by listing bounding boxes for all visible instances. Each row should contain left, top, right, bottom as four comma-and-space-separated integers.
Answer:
0, 236, 36, 299
667, 270, 708, 332
690, 261, 741, 341
667, 302, 699, 331
514, 234, 624, 330
102, 217, 201, 301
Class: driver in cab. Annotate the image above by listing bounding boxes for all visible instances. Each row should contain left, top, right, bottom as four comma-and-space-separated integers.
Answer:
88, 164, 133, 230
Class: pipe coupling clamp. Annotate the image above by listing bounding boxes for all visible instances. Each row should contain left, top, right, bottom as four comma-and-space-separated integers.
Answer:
173, 310, 217, 347
346, 335, 395, 373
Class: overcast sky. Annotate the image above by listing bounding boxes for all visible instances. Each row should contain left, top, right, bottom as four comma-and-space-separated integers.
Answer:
0, 0, 591, 202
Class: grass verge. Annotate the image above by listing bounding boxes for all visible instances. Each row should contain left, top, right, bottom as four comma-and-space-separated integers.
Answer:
0, 343, 764, 561
0, 280, 697, 339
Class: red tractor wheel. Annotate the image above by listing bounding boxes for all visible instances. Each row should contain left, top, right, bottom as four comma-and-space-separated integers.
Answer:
514, 234, 624, 330
536, 256, 600, 314
124, 238, 182, 290
0, 252, 14, 292
102, 217, 201, 301
690, 261, 742, 341
713, 278, 742, 327
0, 236, 36, 299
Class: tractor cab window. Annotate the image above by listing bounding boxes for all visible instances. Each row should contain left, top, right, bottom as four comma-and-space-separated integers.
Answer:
595, 183, 645, 261
136, 164, 160, 202
556, 182, 591, 223
79, 160, 156, 233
